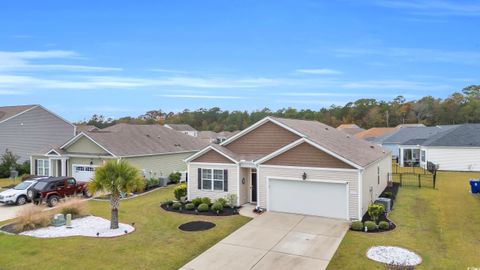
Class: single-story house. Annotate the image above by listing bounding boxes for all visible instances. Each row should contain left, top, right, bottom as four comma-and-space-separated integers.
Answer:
355, 127, 396, 141
185, 116, 391, 220
372, 125, 455, 161
336, 124, 365, 135
164, 124, 198, 137
0, 105, 76, 162
399, 124, 480, 171
31, 123, 206, 181
197, 130, 239, 144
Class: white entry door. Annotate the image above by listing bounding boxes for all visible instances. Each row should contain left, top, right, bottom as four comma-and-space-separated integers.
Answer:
268, 178, 348, 219
72, 165, 96, 182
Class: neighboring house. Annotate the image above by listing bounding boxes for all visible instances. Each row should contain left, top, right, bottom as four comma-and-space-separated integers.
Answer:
31, 124, 206, 181
355, 127, 396, 141
400, 124, 480, 171
185, 116, 391, 220
336, 124, 365, 135
0, 105, 76, 162
197, 130, 239, 144
164, 124, 198, 137
75, 125, 99, 134
371, 126, 455, 161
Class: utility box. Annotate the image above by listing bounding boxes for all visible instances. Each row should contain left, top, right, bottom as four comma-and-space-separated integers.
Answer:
375, 197, 392, 213
158, 177, 167, 187
52, 214, 66, 227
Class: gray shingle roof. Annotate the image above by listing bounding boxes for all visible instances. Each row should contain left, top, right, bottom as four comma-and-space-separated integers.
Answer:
422, 124, 480, 147
79, 123, 207, 156
373, 126, 457, 145
0, 105, 37, 123
165, 124, 197, 132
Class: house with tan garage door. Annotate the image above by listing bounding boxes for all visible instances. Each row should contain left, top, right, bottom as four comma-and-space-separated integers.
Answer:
30, 123, 206, 181
185, 117, 392, 220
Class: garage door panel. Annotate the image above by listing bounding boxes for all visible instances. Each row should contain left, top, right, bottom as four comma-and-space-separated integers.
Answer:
268, 179, 347, 219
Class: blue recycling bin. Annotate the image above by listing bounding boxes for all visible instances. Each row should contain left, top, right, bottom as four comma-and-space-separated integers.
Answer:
470, 180, 480, 193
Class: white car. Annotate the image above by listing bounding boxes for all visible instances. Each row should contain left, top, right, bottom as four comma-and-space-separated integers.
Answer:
0, 180, 39, 205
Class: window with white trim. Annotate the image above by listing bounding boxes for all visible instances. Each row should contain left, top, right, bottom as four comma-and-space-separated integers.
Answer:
37, 159, 50, 176
201, 168, 224, 191
421, 150, 426, 162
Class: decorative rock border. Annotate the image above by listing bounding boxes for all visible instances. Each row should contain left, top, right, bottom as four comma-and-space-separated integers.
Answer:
366, 246, 422, 266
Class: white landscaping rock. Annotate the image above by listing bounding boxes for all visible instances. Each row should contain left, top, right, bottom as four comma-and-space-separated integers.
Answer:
20, 216, 134, 238
367, 246, 422, 266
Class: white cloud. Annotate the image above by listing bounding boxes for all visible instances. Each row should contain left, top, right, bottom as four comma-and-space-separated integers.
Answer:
296, 68, 343, 75
158, 94, 246, 99
0, 50, 121, 72
0, 90, 25, 95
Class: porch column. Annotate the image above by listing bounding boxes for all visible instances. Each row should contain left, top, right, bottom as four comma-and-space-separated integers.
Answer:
399, 147, 404, 167
48, 158, 53, 177
61, 158, 67, 176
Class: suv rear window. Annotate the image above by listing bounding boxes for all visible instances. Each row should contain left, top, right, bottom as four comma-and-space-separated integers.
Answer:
33, 181, 49, 191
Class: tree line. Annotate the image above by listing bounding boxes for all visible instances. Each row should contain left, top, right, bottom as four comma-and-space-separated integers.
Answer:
77, 85, 480, 131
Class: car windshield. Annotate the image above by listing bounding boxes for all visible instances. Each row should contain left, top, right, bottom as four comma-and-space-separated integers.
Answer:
33, 181, 49, 191
14, 181, 33, 190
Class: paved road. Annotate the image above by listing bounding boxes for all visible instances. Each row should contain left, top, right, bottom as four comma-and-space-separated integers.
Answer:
181, 212, 349, 270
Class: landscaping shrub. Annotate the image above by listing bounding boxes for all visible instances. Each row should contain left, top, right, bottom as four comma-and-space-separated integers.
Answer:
351, 221, 364, 231
197, 203, 209, 212
215, 198, 227, 207
14, 206, 53, 233
162, 200, 173, 206
379, 221, 390, 230
172, 202, 182, 210
192, 197, 202, 207
211, 202, 224, 212
224, 194, 237, 208
201, 197, 211, 206
146, 178, 160, 189
59, 198, 88, 218
383, 191, 393, 199
364, 221, 377, 232
168, 172, 182, 184
368, 203, 385, 223
185, 203, 195, 210
173, 184, 187, 201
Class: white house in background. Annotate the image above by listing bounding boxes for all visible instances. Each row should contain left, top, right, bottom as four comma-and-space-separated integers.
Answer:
185, 116, 391, 220
0, 105, 75, 162
400, 124, 480, 172
164, 124, 198, 137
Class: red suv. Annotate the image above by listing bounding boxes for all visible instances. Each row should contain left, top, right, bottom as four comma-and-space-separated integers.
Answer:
28, 177, 90, 207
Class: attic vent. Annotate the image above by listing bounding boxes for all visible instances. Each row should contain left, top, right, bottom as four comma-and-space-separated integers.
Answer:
370, 145, 374, 149
174, 144, 181, 147
325, 127, 329, 130
346, 135, 350, 138
146, 134, 151, 138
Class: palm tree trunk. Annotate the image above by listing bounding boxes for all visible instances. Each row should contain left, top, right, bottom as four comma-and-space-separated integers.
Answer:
110, 193, 120, 229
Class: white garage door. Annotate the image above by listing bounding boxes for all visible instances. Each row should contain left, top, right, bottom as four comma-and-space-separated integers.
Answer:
268, 179, 348, 219
72, 165, 96, 182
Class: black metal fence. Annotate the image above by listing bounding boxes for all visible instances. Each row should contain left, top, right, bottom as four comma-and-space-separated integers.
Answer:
391, 162, 437, 189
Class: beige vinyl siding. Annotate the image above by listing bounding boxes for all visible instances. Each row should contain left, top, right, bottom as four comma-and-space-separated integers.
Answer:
424, 147, 480, 171
65, 136, 109, 155
360, 155, 392, 217
239, 167, 251, 204
0, 106, 74, 162
258, 165, 360, 220
191, 149, 234, 163
125, 152, 194, 178
188, 163, 238, 204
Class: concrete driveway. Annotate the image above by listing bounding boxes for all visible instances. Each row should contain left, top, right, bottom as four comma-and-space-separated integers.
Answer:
181, 212, 349, 270
0, 203, 33, 222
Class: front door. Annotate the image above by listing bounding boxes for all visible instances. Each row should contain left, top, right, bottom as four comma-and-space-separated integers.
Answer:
251, 170, 257, 202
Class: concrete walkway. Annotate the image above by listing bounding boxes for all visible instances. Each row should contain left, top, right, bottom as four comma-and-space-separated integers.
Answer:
181, 212, 349, 270
0, 203, 32, 222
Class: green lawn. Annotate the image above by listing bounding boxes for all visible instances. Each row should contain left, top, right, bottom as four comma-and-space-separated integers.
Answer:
0, 177, 21, 191
0, 185, 251, 270
329, 171, 480, 269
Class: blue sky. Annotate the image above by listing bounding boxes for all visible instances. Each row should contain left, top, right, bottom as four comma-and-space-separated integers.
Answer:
0, 1, 479, 121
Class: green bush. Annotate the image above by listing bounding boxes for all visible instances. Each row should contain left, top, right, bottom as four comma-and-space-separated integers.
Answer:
351, 221, 364, 231
169, 172, 182, 184
379, 221, 390, 230
364, 221, 377, 232
215, 198, 227, 207
201, 197, 212, 206
211, 202, 224, 212
224, 194, 237, 207
172, 202, 182, 210
162, 200, 173, 206
197, 203, 209, 212
383, 191, 393, 199
185, 203, 195, 210
173, 184, 187, 201
368, 203, 385, 223
146, 178, 160, 188
192, 197, 203, 207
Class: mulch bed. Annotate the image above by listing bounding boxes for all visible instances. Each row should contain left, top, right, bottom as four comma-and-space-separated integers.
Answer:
178, 221, 216, 232
0, 223, 17, 234
161, 204, 239, 217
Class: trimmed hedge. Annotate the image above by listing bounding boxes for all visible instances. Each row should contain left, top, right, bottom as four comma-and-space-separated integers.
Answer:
192, 197, 202, 207
201, 197, 211, 206
364, 221, 377, 232
185, 203, 195, 210
172, 202, 182, 210
351, 221, 364, 231
379, 221, 390, 230
197, 203, 209, 212
211, 202, 224, 212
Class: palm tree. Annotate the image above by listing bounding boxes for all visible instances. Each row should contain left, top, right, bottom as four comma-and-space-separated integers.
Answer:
88, 160, 144, 229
